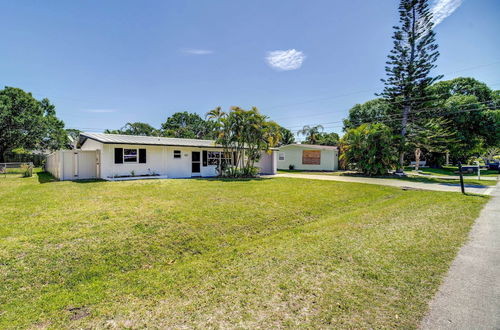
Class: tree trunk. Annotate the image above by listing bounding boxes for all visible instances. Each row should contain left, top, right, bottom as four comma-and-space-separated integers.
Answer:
397, 6, 416, 173
415, 148, 421, 172
0, 146, 5, 163
398, 104, 411, 172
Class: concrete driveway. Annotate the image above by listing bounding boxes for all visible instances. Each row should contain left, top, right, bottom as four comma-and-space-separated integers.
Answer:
420, 182, 500, 329
271, 173, 496, 195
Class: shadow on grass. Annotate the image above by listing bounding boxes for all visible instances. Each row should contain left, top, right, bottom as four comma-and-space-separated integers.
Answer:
73, 179, 106, 184
194, 176, 273, 183
463, 192, 491, 198
37, 171, 58, 183
36, 171, 105, 184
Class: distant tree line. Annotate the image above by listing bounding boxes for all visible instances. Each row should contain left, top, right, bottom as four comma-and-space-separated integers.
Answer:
103, 110, 298, 147
297, 125, 340, 146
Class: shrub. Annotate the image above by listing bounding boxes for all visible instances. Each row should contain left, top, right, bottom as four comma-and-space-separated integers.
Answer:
220, 165, 259, 178
20, 163, 33, 177
289, 164, 295, 170
340, 123, 398, 176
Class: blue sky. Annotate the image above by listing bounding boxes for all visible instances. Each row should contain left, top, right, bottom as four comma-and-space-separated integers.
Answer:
1, 0, 499, 140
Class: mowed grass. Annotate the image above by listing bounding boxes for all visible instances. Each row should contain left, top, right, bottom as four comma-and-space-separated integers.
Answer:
0, 171, 489, 328
404, 166, 499, 177
278, 170, 498, 186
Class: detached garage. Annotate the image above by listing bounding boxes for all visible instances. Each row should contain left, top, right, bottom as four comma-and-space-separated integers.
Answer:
277, 144, 338, 172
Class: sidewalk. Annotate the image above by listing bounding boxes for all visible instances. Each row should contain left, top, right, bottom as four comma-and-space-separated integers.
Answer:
420, 182, 500, 329
271, 173, 496, 195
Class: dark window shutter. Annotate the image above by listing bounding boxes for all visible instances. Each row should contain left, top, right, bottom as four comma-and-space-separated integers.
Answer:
202, 150, 208, 167
233, 152, 237, 166
139, 149, 147, 163
114, 148, 123, 164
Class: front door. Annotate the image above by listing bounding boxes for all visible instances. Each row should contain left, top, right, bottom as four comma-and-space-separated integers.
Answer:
192, 151, 201, 176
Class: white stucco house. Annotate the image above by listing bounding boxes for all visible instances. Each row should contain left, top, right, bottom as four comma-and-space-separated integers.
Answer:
277, 144, 338, 172
46, 132, 277, 180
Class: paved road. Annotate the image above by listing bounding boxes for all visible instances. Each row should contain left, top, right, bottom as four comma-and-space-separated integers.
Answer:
420, 182, 500, 329
271, 173, 496, 195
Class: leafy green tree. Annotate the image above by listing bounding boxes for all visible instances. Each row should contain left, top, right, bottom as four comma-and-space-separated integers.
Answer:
406, 118, 456, 171
66, 129, 81, 148
66, 129, 81, 140
340, 123, 398, 176
297, 125, 324, 144
343, 98, 393, 131
429, 77, 493, 104
316, 132, 340, 146
0, 87, 66, 161
39, 99, 68, 150
426, 78, 500, 159
278, 127, 295, 146
208, 106, 281, 177
482, 147, 500, 163
344, 78, 499, 163
0, 87, 43, 160
105, 122, 159, 136
161, 111, 212, 139
381, 0, 442, 170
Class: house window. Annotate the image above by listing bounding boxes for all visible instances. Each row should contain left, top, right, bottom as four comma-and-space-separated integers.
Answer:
207, 151, 232, 165
207, 151, 220, 165
123, 149, 138, 163
302, 150, 321, 165
173, 150, 181, 159
279, 152, 285, 161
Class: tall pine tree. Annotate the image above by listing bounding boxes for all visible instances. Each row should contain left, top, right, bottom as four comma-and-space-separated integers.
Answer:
381, 0, 442, 171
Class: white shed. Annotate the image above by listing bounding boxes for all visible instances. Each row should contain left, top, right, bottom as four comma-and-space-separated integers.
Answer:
277, 144, 338, 171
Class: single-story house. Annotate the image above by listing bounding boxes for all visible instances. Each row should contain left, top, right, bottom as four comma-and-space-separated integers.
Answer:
277, 144, 338, 171
45, 132, 277, 180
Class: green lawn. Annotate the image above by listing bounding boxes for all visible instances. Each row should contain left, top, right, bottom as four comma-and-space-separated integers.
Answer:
404, 166, 499, 177
399, 175, 497, 186
278, 170, 498, 186
0, 171, 489, 328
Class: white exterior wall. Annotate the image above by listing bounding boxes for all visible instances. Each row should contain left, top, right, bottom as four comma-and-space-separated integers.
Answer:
80, 139, 103, 151
277, 146, 338, 171
256, 150, 277, 175
164, 147, 219, 178
98, 144, 167, 179
81, 140, 222, 179
80, 139, 276, 179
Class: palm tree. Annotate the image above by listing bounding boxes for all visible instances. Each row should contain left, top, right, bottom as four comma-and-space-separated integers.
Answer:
206, 106, 226, 121
297, 125, 324, 144
205, 106, 227, 140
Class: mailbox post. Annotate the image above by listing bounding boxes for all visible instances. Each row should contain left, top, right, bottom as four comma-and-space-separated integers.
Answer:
458, 161, 465, 194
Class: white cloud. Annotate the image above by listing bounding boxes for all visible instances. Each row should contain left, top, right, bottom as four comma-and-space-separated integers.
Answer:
431, 0, 463, 26
181, 48, 213, 55
84, 109, 116, 113
266, 49, 306, 71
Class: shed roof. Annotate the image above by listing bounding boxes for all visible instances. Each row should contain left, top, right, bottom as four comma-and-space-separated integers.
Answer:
279, 144, 338, 150
80, 132, 219, 148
